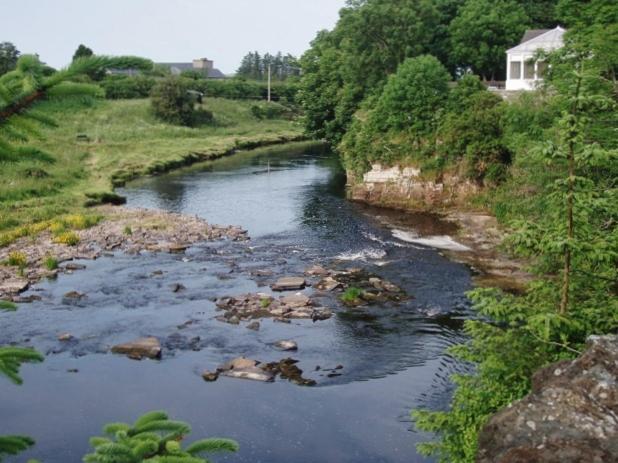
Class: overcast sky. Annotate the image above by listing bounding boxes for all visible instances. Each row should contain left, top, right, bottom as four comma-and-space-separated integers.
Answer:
2, 0, 346, 73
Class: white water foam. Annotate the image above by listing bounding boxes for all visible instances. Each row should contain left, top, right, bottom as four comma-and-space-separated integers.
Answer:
392, 229, 471, 252
335, 248, 387, 261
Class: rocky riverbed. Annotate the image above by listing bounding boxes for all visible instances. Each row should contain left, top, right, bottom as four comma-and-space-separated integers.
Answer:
0, 206, 248, 300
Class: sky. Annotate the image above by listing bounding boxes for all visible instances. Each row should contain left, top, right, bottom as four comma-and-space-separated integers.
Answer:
2, 0, 346, 74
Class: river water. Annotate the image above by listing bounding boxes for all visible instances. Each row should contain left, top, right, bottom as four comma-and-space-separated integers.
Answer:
1, 144, 473, 462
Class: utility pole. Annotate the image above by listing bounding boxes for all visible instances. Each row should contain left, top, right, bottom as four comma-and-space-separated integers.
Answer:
267, 63, 271, 102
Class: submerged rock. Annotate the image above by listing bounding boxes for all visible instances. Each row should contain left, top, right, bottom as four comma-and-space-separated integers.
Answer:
305, 265, 330, 276
170, 283, 186, 293
477, 335, 618, 463
246, 321, 261, 331
271, 277, 307, 291
58, 333, 74, 342
263, 358, 316, 386
217, 357, 274, 382
64, 263, 87, 271
111, 337, 161, 360
63, 291, 87, 300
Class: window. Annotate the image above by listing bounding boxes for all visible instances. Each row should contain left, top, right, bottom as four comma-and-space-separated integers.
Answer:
537, 61, 548, 78
510, 61, 521, 79
524, 60, 535, 79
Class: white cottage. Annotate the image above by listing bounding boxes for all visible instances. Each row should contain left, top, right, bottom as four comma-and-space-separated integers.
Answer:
506, 26, 565, 91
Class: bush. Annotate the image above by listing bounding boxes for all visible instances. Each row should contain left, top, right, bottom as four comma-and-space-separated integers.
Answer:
439, 91, 511, 183
250, 102, 292, 120
53, 231, 80, 246
100, 75, 155, 99
150, 77, 195, 126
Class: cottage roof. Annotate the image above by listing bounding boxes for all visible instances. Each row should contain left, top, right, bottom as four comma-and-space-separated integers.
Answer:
507, 26, 566, 54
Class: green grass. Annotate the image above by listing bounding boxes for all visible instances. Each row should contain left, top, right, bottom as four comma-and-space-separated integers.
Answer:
0, 97, 303, 240
340, 287, 363, 303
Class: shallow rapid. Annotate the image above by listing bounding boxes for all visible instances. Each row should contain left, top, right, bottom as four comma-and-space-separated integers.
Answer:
1, 146, 473, 462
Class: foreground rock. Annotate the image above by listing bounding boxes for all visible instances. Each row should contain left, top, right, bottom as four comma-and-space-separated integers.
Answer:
111, 337, 162, 360
210, 356, 315, 386
215, 293, 332, 323
0, 206, 249, 298
477, 335, 618, 463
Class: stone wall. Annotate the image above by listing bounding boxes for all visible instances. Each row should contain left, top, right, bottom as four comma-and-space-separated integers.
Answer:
347, 163, 480, 211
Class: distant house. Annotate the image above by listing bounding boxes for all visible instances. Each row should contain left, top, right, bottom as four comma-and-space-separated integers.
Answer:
505, 26, 565, 91
157, 58, 226, 79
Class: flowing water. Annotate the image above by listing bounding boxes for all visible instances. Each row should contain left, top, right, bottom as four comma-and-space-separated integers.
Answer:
1, 145, 474, 462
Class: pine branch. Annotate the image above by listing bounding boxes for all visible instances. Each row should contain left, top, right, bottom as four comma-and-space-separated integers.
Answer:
0, 347, 44, 385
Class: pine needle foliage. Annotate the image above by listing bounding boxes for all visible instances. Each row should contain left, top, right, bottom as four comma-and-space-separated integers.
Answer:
0, 54, 152, 162
84, 411, 239, 463
0, 347, 44, 385
0, 435, 35, 461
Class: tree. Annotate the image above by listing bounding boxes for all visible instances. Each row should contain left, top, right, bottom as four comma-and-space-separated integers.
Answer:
84, 410, 238, 462
72, 44, 93, 61
449, 0, 530, 80
299, 0, 445, 147
0, 42, 20, 76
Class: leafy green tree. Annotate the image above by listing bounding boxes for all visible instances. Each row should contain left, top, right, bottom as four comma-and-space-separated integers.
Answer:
0, 42, 20, 76
84, 410, 239, 462
299, 0, 445, 147
516, 0, 560, 28
449, 0, 529, 80
340, 55, 451, 173
73, 44, 94, 61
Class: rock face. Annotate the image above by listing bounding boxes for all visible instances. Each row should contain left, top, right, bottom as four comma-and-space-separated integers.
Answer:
348, 163, 480, 210
111, 337, 162, 360
477, 335, 618, 463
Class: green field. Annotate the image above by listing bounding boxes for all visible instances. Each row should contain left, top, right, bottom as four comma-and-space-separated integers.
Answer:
0, 97, 303, 238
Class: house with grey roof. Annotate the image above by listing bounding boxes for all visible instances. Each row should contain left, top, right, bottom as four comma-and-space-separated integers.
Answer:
506, 26, 565, 91
157, 58, 226, 79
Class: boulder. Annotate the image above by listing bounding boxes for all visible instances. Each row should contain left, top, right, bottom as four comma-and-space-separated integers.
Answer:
58, 333, 74, 342
280, 294, 311, 308
0, 278, 29, 296
271, 277, 306, 291
111, 337, 162, 360
217, 357, 258, 371
305, 265, 329, 276
316, 276, 343, 292
221, 366, 275, 382
477, 335, 618, 463
274, 340, 298, 351
202, 370, 219, 382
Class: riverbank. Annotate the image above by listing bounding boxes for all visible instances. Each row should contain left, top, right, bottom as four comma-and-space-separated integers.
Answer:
347, 163, 530, 291
0, 97, 304, 239
0, 206, 249, 299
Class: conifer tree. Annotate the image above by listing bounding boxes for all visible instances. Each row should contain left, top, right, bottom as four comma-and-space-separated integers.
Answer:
84, 411, 239, 462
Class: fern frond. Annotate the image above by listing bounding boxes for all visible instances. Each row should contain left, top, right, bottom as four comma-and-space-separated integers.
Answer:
133, 411, 169, 428
0, 435, 35, 457
185, 438, 240, 455
0, 347, 44, 385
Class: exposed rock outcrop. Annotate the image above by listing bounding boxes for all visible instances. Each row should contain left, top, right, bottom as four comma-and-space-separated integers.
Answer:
111, 337, 162, 360
477, 335, 618, 463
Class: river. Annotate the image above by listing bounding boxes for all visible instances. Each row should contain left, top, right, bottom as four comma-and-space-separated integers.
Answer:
1, 144, 473, 462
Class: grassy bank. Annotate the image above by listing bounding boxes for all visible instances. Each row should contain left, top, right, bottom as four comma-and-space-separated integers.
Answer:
0, 97, 304, 241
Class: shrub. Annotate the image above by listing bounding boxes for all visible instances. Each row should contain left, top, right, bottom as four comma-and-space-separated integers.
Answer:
250, 102, 292, 120
7, 251, 27, 267
84, 191, 127, 207
100, 75, 155, 99
439, 91, 511, 183
340, 287, 363, 303
53, 231, 80, 246
150, 77, 195, 126
123, 225, 132, 236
